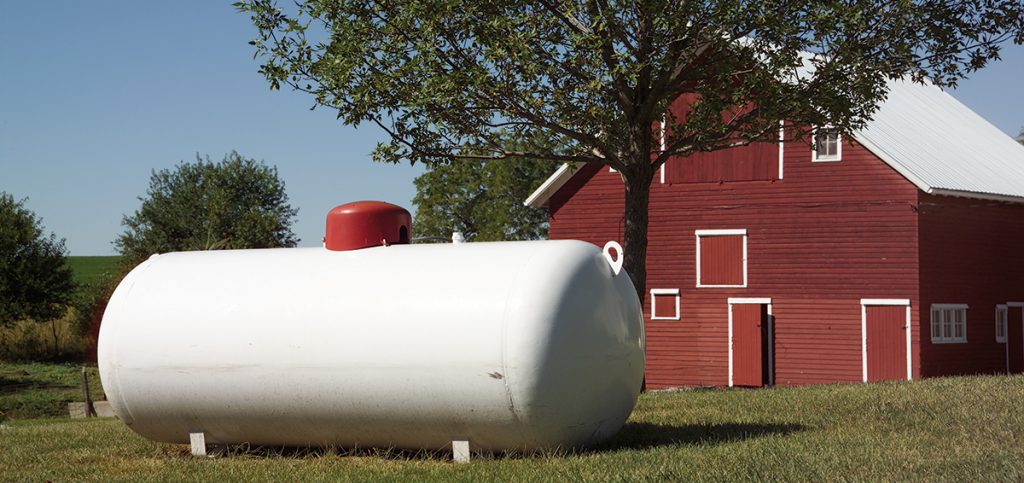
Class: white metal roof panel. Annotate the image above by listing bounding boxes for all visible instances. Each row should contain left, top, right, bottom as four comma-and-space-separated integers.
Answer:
855, 79, 1024, 200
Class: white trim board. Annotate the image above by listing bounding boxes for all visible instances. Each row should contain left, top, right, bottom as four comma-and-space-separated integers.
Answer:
727, 298, 774, 388
778, 123, 785, 180
522, 162, 584, 207
860, 298, 911, 306
996, 304, 1009, 374
860, 298, 912, 383
1004, 302, 1024, 375
695, 229, 747, 236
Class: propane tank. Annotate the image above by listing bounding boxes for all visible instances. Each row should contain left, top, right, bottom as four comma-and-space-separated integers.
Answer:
98, 201, 644, 452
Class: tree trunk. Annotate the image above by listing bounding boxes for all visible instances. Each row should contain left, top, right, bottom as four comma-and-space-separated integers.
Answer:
622, 168, 653, 302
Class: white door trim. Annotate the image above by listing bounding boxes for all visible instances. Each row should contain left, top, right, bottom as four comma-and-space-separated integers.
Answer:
1007, 302, 1024, 374
727, 297, 773, 388
860, 298, 912, 383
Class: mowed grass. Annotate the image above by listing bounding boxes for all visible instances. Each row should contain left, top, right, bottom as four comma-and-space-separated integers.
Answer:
0, 362, 105, 420
66, 256, 122, 290
2, 374, 1022, 481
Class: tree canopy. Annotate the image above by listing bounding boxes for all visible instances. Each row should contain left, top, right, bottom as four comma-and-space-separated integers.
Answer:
0, 193, 76, 327
115, 152, 299, 267
413, 158, 558, 241
238, 0, 1024, 297
413, 130, 561, 241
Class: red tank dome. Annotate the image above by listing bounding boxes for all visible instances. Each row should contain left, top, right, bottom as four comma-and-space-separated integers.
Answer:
324, 201, 412, 251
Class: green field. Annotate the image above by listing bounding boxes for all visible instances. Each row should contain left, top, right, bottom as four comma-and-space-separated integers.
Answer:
1, 367, 1022, 481
66, 256, 122, 289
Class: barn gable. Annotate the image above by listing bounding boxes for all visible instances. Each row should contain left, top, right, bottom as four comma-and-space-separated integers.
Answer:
526, 80, 1024, 208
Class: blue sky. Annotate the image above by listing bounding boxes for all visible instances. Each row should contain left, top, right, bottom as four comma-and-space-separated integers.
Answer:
1, 2, 1022, 255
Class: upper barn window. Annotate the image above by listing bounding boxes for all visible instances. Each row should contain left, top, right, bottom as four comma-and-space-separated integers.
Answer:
696, 229, 747, 288
812, 127, 842, 162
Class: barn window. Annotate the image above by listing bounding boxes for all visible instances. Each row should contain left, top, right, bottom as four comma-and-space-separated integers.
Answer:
996, 305, 1008, 343
930, 304, 968, 343
650, 288, 680, 320
696, 229, 747, 288
812, 127, 841, 162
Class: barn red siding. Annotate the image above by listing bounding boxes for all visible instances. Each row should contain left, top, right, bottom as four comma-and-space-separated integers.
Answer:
549, 138, 922, 388
668, 143, 779, 184
917, 193, 1024, 377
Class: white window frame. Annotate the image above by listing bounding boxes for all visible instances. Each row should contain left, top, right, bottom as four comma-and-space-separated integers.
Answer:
650, 288, 681, 320
930, 304, 968, 344
811, 126, 842, 162
996, 304, 1008, 343
695, 229, 748, 288
860, 298, 912, 382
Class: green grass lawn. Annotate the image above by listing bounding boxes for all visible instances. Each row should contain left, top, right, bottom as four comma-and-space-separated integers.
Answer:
66, 256, 122, 290
0, 362, 105, 420
1, 372, 1022, 481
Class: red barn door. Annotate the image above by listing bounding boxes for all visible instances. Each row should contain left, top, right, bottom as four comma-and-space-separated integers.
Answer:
1009, 306, 1024, 374
732, 303, 770, 387
865, 305, 907, 382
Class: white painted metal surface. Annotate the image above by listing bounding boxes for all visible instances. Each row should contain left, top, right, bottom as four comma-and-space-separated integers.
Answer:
857, 79, 1024, 200
98, 240, 645, 451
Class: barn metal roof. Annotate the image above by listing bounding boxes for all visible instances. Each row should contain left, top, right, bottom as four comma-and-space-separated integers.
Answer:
525, 79, 1024, 207
856, 79, 1024, 202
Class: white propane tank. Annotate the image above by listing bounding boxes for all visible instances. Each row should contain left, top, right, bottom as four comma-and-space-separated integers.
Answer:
98, 202, 644, 452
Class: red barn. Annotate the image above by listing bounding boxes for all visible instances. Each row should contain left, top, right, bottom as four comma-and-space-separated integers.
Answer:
525, 80, 1024, 388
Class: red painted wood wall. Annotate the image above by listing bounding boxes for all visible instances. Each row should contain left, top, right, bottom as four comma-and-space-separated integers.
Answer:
549, 136, 923, 388
917, 193, 1024, 377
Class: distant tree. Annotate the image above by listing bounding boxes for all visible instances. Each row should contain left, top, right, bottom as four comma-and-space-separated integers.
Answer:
0, 193, 76, 352
413, 132, 561, 241
413, 159, 558, 241
239, 0, 1024, 298
115, 152, 299, 267
1018, 127, 1023, 145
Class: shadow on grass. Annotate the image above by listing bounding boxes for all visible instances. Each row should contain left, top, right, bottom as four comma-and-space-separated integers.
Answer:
591, 421, 806, 452
164, 421, 804, 461
0, 374, 75, 394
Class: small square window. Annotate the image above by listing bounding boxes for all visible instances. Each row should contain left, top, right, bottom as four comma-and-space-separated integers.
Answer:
930, 304, 968, 343
650, 289, 680, 320
812, 128, 842, 162
996, 305, 1008, 343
